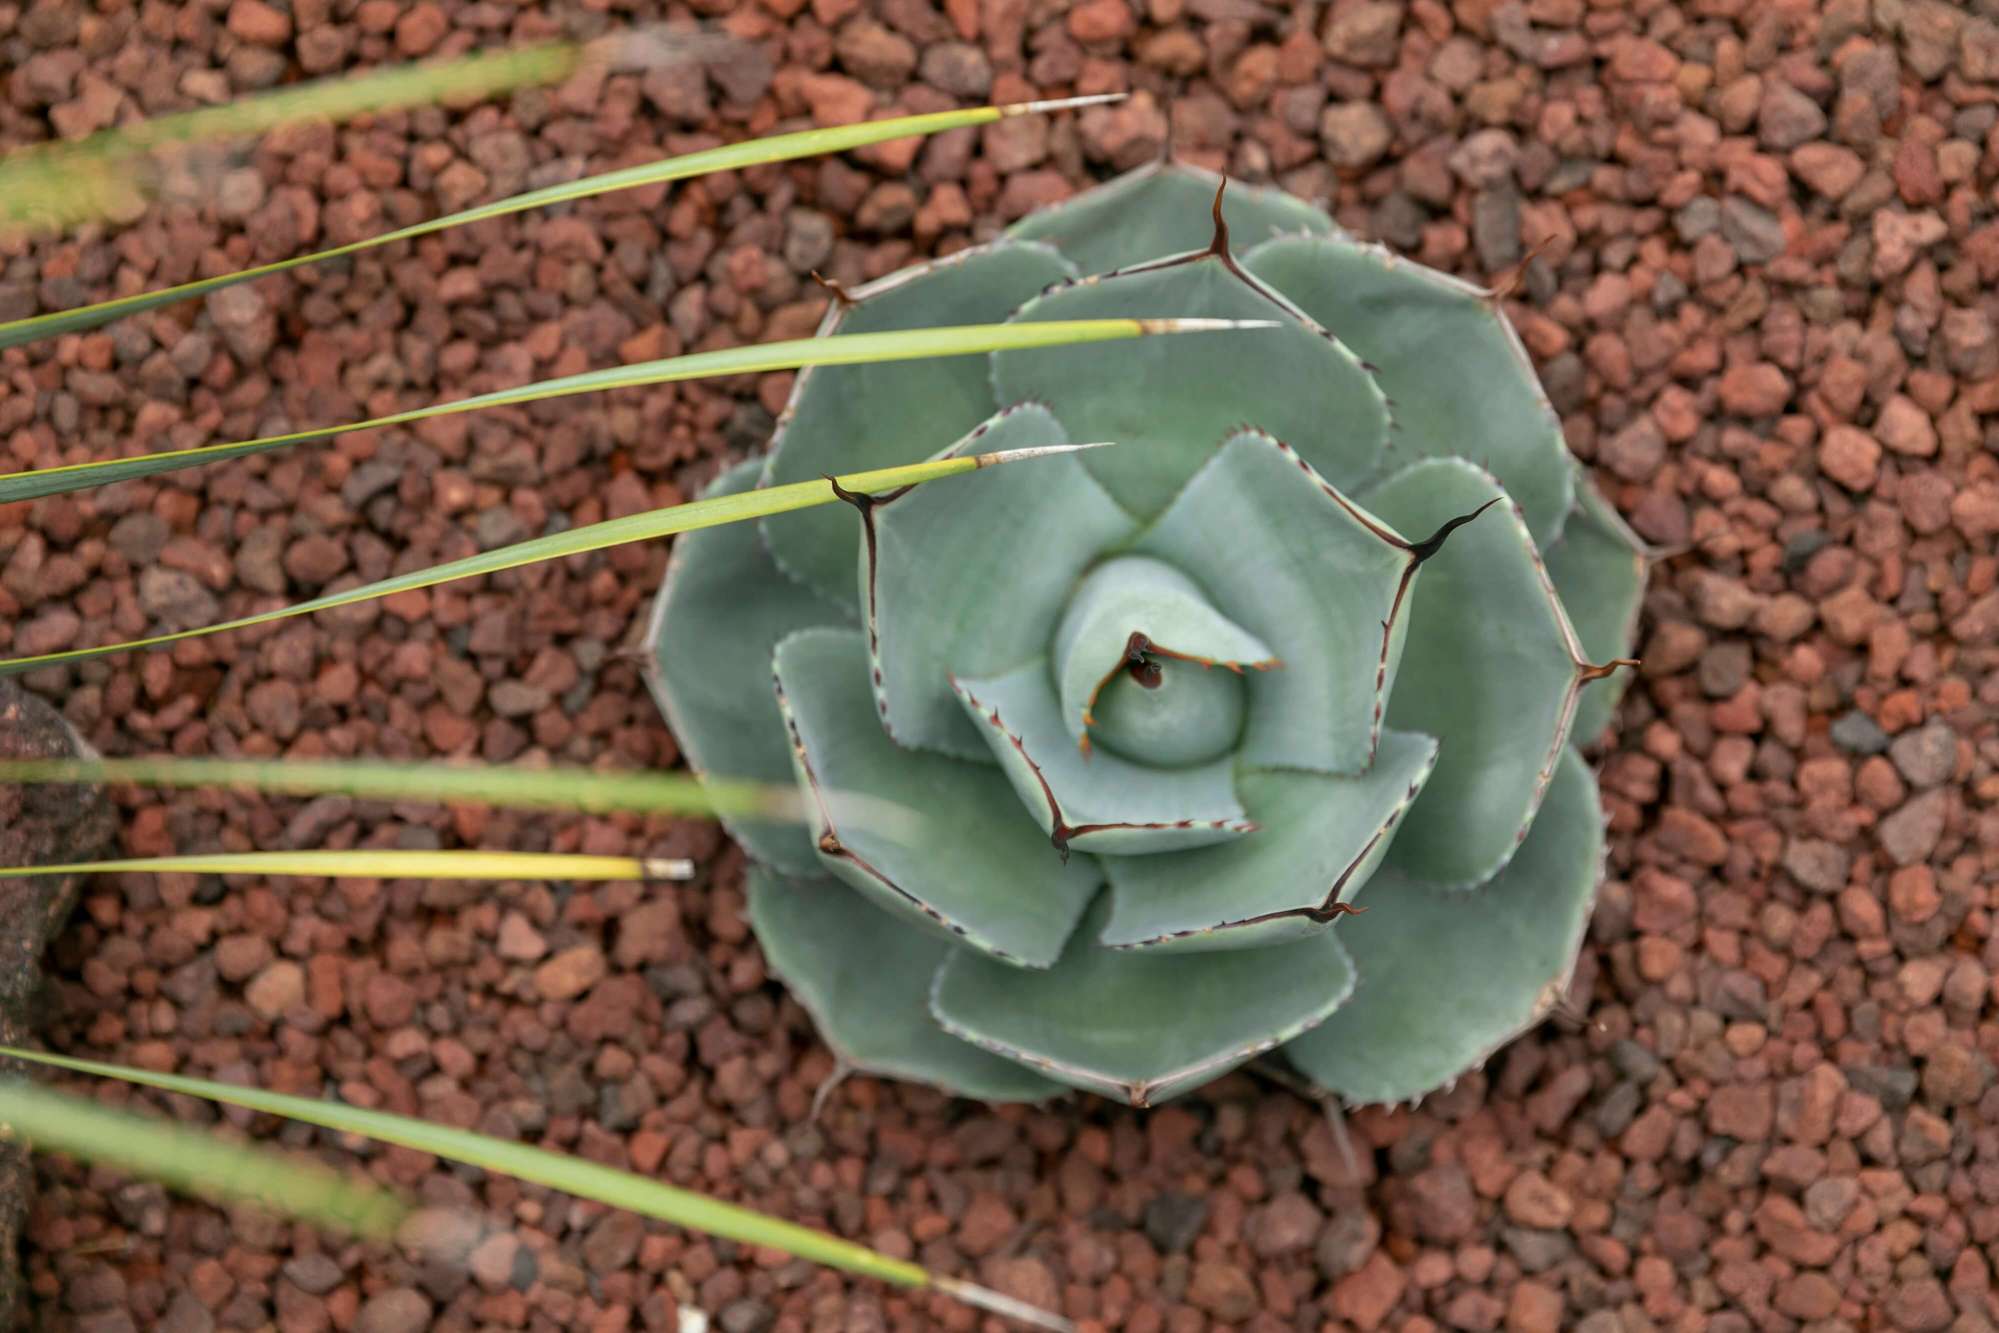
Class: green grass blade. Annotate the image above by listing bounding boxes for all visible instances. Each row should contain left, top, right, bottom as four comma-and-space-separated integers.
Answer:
0, 1047, 927, 1287
0, 849, 695, 882
0, 438, 1124, 675
0, 43, 584, 239
0, 1079, 406, 1239
0, 755, 778, 815
1, 1054, 1073, 1327
0, 95, 1119, 350
0, 755, 921, 841
0, 316, 1214, 503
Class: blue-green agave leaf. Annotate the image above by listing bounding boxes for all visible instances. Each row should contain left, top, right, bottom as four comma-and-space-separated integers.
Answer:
1244, 233, 1576, 546
1052, 555, 1276, 752
994, 256, 1388, 519
1098, 730, 1439, 952
644, 460, 854, 875
1005, 159, 1336, 277
1134, 430, 1414, 775
867, 406, 1134, 759
1546, 472, 1649, 744
931, 894, 1355, 1107
760, 240, 1076, 609
950, 661, 1253, 855
746, 867, 1064, 1102
1281, 747, 1605, 1105
773, 627, 1099, 969
1363, 459, 1586, 887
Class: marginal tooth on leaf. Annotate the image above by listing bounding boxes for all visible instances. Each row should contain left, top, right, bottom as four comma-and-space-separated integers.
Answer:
1482, 235, 1557, 304
1002, 91, 1127, 117
1576, 656, 1641, 684
808, 1061, 851, 1123
1546, 994, 1602, 1032
809, 269, 857, 307
1326, 1098, 1362, 1178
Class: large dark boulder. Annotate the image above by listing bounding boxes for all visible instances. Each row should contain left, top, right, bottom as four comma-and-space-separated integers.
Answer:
0, 681, 113, 1329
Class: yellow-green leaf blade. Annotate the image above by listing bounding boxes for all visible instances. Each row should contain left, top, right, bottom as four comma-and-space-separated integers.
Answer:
0, 318, 1178, 503
0, 1047, 927, 1289
0, 755, 778, 816
0, 1079, 407, 1239
0, 849, 694, 882
0, 97, 1118, 350
0, 755, 919, 840
0, 42, 584, 239
0, 439, 1128, 675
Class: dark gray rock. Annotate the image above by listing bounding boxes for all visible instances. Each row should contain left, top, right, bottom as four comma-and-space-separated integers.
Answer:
1143, 1191, 1209, 1254
0, 679, 116, 1329
1830, 710, 1889, 755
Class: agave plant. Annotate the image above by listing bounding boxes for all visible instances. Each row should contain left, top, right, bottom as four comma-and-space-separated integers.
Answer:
649, 162, 1647, 1108
0, 92, 1257, 1329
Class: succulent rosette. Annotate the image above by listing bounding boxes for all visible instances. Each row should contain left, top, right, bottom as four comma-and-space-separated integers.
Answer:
647, 163, 1646, 1107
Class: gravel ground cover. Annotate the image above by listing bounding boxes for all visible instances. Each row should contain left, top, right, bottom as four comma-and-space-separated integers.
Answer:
4, 0, 1999, 1329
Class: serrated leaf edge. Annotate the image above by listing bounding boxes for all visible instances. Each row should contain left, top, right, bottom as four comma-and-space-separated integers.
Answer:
927, 929, 1356, 1109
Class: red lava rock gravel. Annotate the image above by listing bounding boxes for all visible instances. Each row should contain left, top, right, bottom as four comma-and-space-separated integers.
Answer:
4, 0, 1999, 1330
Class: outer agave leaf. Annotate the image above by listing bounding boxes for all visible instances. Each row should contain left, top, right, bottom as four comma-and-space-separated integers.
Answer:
930, 894, 1355, 1107
644, 460, 853, 875
1362, 459, 1582, 886
1098, 730, 1439, 952
1006, 160, 1336, 277
868, 406, 1134, 758
746, 866, 1064, 1102
761, 240, 1076, 609
950, 662, 1254, 855
993, 256, 1388, 519
1546, 473, 1649, 744
774, 628, 1100, 968
1051, 555, 1276, 752
1243, 234, 1576, 546
1134, 430, 1413, 775
1281, 747, 1605, 1105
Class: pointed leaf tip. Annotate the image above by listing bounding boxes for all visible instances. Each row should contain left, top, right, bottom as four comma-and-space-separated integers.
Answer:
933, 1276, 1077, 1331
1406, 495, 1502, 563
1578, 657, 1641, 684
1135, 316, 1285, 334
1005, 92, 1127, 116
975, 439, 1120, 466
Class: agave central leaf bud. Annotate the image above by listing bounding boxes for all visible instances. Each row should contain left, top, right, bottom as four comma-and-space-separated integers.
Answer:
1050, 555, 1266, 768
1090, 657, 1244, 768
649, 161, 1648, 1108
